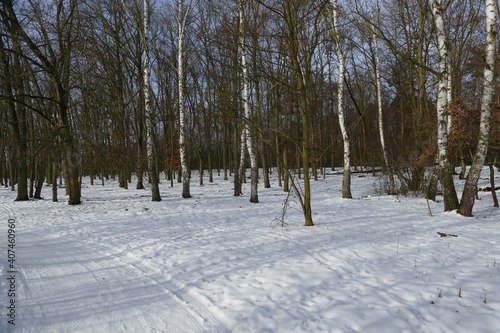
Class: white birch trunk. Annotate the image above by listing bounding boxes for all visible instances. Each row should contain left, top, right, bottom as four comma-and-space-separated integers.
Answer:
142, 0, 161, 201
238, 1, 258, 203
430, 0, 449, 171
458, 0, 497, 216
447, 65, 453, 136
372, 13, 395, 195
332, 0, 351, 199
238, 126, 246, 189
429, 0, 458, 210
178, 0, 191, 198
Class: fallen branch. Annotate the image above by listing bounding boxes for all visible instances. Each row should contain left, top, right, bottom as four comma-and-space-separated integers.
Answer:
478, 186, 500, 192
437, 232, 458, 238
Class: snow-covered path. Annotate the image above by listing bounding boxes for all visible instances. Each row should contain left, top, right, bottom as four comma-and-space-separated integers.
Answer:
1, 170, 499, 332
17, 231, 226, 333
1, 202, 226, 333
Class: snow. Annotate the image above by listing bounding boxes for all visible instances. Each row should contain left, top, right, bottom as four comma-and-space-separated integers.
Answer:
1, 169, 499, 332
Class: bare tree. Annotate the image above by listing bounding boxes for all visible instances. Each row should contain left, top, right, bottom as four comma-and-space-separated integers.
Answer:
1, 0, 82, 204
282, 0, 327, 226
0, 32, 28, 201
143, 0, 161, 201
458, 0, 497, 216
328, 0, 352, 198
371, 9, 395, 195
238, 0, 258, 203
120, 0, 162, 200
177, 0, 192, 198
428, 0, 459, 211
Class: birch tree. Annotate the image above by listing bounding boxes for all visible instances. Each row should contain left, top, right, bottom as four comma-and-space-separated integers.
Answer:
238, 0, 258, 203
372, 9, 395, 195
177, 0, 192, 198
142, 0, 161, 201
458, 0, 497, 216
330, 0, 352, 198
428, 0, 458, 211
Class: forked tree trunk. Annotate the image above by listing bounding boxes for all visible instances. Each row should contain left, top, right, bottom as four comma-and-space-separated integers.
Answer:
60, 120, 81, 205
458, 0, 496, 216
34, 160, 45, 199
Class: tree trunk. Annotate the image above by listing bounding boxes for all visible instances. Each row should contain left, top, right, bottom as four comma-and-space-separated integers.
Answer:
489, 164, 498, 208
233, 123, 241, 196
142, 0, 161, 201
332, 1, 352, 199
52, 159, 58, 202
238, 129, 247, 186
34, 160, 45, 199
426, 167, 438, 201
458, 0, 496, 216
284, 0, 313, 226
429, 0, 458, 211
178, 0, 191, 199
239, 1, 258, 203
0, 36, 28, 201
373, 12, 395, 195
136, 141, 145, 189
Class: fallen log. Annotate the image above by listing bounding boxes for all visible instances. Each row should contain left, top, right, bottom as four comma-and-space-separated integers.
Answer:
478, 186, 500, 192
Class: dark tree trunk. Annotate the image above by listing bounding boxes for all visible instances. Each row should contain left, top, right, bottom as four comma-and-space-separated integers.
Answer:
34, 160, 46, 199
426, 168, 438, 201
0, 36, 28, 201
489, 164, 498, 208
52, 160, 58, 202
441, 164, 459, 211
250, 166, 258, 203
233, 125, 241, 196
136, 140, 145, 189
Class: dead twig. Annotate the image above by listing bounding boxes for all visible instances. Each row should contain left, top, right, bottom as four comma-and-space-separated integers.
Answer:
437, 232, 458, 237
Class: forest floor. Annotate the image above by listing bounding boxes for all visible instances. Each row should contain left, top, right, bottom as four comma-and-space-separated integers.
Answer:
0, 168, 499, 332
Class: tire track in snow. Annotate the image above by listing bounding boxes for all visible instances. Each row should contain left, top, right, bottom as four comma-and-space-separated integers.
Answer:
13, 229, 226, 333
70, 232, 228, 333
0, 201, 17, 221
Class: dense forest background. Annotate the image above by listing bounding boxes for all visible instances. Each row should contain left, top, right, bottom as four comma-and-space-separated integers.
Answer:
0, 0, 498, 221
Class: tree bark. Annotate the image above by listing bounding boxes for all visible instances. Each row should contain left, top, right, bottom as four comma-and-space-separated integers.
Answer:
489, 164, 498, 208
372, 11, 395, 195
239, 1, 258, 203
331, 0, 352, 199
284, 0, 313, 226
428, 0, 458, 211
142, 0, 161, 201
178, 0, 191, 198
0, 35, 29, 201
458, 0, 497, 216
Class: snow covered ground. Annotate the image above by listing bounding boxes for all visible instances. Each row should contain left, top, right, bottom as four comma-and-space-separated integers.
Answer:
1, 168, 499, 333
